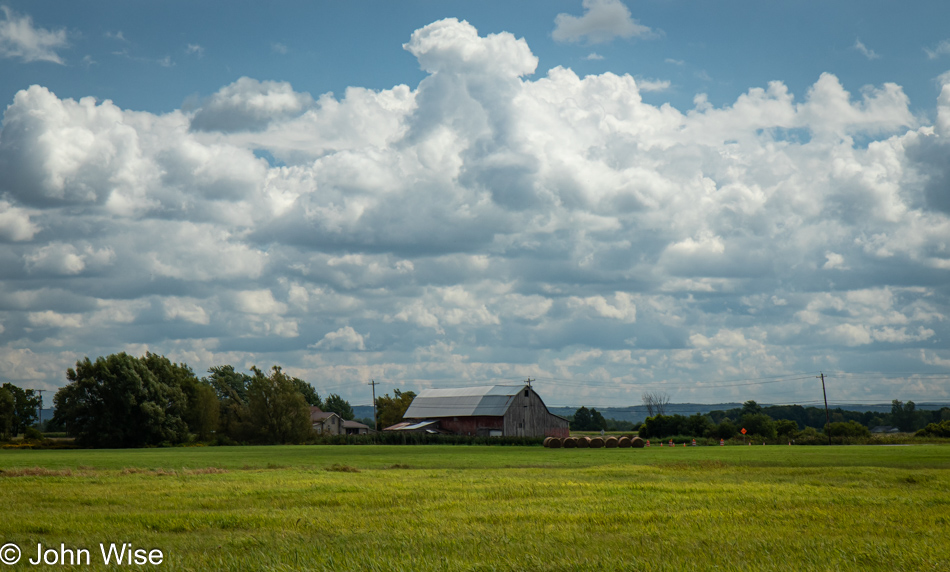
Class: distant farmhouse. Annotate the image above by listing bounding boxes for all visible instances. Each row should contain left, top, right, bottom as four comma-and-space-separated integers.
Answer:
386, 385, 569, 438
310, 407, 369, 435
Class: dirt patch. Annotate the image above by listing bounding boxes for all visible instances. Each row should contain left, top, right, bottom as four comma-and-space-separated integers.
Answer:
0, 467, 73, 477
326, 464, 361, 473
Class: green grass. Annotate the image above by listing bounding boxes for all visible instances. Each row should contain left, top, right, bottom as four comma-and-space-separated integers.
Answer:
1, 445, 948, 571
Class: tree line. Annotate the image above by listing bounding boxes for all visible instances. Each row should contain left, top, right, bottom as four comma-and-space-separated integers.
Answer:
36, 352, 413, 448
633, 399, 950, 440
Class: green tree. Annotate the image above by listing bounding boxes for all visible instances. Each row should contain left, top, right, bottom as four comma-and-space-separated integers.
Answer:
572, 406, 593, 431
714, 419, 737, 440
53, 353, 191, 447
775, 419, 799, 439
187, 383, 220, 441
376, 389, 416, 430
138, 354, 218, 440
740, 413, 776, 439
247, 366, 312, 444
891, 400, 917, 432
686, 413, 713, 437
741, 400, 763, 416
640, 414, 687, 438
292, 378, 322, 408
589, 408, 608, 431
205, 365, 254, 441
323, 393, 355, 421
1, 383, 42, 436
0, 388, 14, 440
825, 420, 871, 439
206, 365, 251, 403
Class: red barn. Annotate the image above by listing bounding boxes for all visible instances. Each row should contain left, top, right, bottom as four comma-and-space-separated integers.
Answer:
398, 385, 569, 438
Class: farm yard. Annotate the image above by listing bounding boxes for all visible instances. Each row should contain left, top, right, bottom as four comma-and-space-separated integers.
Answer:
1, 445, 948, 571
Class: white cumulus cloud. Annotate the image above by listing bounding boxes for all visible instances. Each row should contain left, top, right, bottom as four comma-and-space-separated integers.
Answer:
190, 77, 314, 132
311, 326, 367, 351
0, 18, 948, 404
553, 0, 656, 44
0, 6, 67, 64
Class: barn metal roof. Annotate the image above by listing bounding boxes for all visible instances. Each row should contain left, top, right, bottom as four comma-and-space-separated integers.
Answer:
403, 385, 526, 419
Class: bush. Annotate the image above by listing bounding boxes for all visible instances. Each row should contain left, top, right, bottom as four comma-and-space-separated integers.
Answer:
23, 427, 44, 442
915, 420, 950, 438
825, 421, 871, 439
775, 419, 799, 438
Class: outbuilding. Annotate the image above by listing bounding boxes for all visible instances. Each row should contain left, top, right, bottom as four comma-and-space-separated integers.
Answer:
398, 384, 569, 438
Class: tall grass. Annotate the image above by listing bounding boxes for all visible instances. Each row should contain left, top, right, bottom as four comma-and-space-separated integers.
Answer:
1, 445, 947, 570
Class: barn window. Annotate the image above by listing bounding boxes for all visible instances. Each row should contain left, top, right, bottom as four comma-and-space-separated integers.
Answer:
524, 389, 529, 397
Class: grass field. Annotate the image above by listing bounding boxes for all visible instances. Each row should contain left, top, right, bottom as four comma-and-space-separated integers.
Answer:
1, 444, 948, 571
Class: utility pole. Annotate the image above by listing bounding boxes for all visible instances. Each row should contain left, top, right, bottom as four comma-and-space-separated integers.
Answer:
368, 379, 379, 431
818, 372, 831, 445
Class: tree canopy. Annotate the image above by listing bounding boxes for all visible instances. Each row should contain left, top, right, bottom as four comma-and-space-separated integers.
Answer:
246, 366, 312, 444
0, 382, 41, 437
375, 389, 416, 430
322, 393, 355, 421
571, 406, 607, 431
53, 353, 193, 447
0, 388, 14, 440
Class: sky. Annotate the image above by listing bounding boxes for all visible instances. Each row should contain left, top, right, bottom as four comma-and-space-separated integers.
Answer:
1, 0, 949, 410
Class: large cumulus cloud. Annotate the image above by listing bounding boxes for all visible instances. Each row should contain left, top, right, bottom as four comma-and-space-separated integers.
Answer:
0, 18, 948, 405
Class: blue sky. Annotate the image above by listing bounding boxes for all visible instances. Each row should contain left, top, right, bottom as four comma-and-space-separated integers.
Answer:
5, 1, 950, 116
1, 1, 949, 408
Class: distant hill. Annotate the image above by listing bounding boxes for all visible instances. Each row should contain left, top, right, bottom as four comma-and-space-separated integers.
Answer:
353, 405, 375, 422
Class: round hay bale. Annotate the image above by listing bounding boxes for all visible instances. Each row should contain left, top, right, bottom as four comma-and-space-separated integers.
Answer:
548, 437, 562, 448
562, 437, 577, 448
590, 437, 605, 448
618, 436, 631, 448
605, 436, 619, 448
631, 436, 645, 448
576, 436, 591, 448
543, 437, 554, 448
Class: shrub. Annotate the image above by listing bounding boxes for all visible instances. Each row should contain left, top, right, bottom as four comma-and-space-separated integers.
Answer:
825, 421, 871, 439
23, 427, 45, 441
915, 420, 950, 438
775, 419, 799, 438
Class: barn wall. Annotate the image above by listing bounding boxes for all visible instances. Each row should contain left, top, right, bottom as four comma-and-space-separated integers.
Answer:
503, 388, 569, 438
438, 416, 504, 436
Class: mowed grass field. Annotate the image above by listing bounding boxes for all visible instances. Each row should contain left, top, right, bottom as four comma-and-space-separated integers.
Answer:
1, 445, 948, 571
